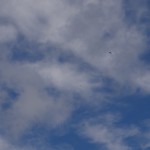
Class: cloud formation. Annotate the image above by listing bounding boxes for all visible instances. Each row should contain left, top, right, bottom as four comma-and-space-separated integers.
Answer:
80, 114, 139, 150
0, 0, 149, 150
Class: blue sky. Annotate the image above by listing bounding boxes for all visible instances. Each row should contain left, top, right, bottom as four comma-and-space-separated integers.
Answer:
0, 0, 150, 150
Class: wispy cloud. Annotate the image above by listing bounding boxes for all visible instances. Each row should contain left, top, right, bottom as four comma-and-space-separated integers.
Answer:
0, 0, 149, 149
79, 114, 139, 150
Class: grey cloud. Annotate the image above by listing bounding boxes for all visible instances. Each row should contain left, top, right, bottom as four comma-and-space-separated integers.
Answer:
0, 24, 17, 43
0, 136, 32, 150
0, 60, 74, 139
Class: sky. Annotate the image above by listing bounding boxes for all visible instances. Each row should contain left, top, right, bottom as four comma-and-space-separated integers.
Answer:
0, 0, 150, 150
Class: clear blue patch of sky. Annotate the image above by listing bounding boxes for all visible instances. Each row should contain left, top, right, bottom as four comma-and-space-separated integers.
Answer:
140, 48, 150, 64
124, 136, 142, 150
104, 93, 150, 126
0, 84, 19, 110
10, 36, 44, 63
48, 129, 99, 150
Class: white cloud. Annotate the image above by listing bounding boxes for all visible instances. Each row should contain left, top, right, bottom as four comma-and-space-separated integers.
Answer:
0, 0, 148, 93
31, 62, 98, 93
80, 114, 139, 150
0, 0, 78, 42
65, 5, 145, 86
0, 0, 149, 149
135, 71, 150, 93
